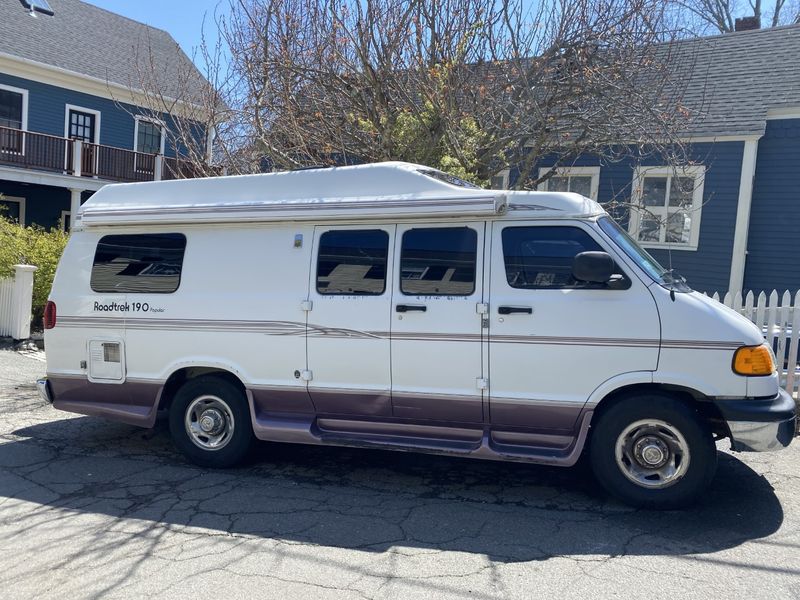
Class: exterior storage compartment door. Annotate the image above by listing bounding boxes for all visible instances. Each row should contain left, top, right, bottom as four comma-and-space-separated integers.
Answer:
87, 338, 125, 382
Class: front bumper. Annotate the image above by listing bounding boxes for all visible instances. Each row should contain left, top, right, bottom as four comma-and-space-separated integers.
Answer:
715, 389, 797, 452
36, 378, 53, 404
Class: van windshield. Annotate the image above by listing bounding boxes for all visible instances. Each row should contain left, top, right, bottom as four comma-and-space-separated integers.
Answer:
597, 216, 691, 291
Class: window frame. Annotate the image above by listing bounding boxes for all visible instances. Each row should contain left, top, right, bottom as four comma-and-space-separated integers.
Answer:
60, 210, 71, 232
133, 116, 166, 155
315, 228, 390, 296
399, 226, 478, 297
500, 224, 630, 291
0, 195, 26, 225
90, 233, 187, 294
0, 83, 28, 132
64, 104, 101, 144
0, 83, 29, 156
538, 166, 600, 200
628, 165, 705, 251
490, 169, 510, 190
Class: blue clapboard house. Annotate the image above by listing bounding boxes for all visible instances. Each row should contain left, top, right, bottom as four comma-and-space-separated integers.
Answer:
0, 0, 210, 231
501, 24, 800, 295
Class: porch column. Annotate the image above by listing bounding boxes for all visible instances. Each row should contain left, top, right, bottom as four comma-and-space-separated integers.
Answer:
728, 137, 761, 294
69, 188, 82, 230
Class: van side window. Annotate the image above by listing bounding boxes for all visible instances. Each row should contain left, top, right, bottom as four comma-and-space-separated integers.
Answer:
91, 233, 186, 293
317, 229, 389, 295
400, 227, 477, 296
502, 226, 625, 290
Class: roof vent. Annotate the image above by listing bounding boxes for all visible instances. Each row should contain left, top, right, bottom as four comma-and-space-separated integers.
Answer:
20, 0, 54, 16
734, 16, 760, 31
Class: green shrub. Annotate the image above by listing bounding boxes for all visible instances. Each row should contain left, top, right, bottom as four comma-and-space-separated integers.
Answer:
0, 215, 69, 325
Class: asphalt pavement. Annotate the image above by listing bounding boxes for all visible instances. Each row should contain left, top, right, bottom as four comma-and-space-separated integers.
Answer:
1, 348, 799, 599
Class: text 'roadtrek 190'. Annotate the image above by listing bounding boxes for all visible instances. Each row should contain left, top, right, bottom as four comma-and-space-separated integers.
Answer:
38, 162, 795, 508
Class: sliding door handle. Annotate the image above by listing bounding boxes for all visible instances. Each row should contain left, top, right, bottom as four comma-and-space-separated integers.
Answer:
498, 305, 532, 315
396, 304, 427, 313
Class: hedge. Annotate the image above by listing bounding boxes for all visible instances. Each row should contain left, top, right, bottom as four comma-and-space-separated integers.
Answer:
0, 213, 69, 325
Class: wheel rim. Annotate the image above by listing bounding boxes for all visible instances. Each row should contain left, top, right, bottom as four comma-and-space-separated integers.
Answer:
184, 395, 235, 451
614, 419, 691, 489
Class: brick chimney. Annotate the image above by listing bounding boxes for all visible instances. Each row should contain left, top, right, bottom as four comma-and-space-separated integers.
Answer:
735, 16, 761, 31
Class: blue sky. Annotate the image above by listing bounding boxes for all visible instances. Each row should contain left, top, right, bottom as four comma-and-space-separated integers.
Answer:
84, 0, 229, 61
85, 0, 788, 67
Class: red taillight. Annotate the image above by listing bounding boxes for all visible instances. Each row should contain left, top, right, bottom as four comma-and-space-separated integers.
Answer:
43, 301, 56, 330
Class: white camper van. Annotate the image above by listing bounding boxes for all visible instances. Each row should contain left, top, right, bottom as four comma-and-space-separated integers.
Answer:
38, 162, 795, 508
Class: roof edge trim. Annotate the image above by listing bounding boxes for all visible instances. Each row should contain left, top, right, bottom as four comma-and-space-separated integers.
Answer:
0, 52, 206, 115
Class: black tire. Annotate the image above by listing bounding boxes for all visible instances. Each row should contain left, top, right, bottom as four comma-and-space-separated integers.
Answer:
168, 375, 255, 468
589, 393, 717, 509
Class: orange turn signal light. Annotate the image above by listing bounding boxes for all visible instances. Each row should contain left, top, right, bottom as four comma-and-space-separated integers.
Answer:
732, 344, 775, 376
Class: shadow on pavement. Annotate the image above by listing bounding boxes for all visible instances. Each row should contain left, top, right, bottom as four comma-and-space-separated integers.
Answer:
2, 415, 785, 563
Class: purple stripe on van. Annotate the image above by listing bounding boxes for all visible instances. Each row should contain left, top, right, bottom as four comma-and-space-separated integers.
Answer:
49, 375, 162, 427
309, 387, 393, 417
489, 397, 585, 431
391, 391, 484, 423
250, 385, 315, 415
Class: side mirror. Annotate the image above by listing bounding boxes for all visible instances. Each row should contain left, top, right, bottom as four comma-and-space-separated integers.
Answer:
572, 251, 614, 284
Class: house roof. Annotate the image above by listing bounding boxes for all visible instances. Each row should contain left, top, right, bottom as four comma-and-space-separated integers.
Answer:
0, 0, 207, 105
78, 161, 603, 227
674, 24, 800, 137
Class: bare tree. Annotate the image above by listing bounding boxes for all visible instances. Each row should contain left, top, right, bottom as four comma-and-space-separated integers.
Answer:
113, 22, 232, 179
672, 0, 799, 35
206, 0, 698, 193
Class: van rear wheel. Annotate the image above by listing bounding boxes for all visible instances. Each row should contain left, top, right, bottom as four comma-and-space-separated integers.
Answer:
168, 376, 255, 468
589, 394, 717, 509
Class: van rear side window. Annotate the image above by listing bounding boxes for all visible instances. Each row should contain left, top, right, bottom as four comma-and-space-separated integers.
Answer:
400, 227, 477, 296
317, 229, 389, 295
91, 233, 187, 293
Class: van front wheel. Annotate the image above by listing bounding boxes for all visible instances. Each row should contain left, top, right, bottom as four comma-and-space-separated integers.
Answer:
589, 394, 717, 509
168, 376, 255, 468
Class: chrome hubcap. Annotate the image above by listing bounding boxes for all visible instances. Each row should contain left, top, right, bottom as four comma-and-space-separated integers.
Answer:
199, 409, 225, 435
615, 419, 690, 489
185, 395, 235, 451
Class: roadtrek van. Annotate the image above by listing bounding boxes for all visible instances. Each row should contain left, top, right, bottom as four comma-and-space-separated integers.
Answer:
38, 161, 796, 508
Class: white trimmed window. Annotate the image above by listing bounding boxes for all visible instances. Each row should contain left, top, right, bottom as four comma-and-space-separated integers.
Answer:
628, 166, 705, 251
0, 196, 26, 225
538, 167, 600, 200
490, 169, 510, 190
0, 84, 28, 155
134, 117, 165, 155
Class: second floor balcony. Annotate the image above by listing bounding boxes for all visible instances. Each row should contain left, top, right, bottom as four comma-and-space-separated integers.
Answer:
0, 125, 212, 184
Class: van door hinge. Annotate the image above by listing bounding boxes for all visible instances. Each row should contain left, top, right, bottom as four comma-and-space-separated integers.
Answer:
476, 377, 488, 390
476, 302, 489, 314
300, 370, 313, 381
300, 300, 313, 312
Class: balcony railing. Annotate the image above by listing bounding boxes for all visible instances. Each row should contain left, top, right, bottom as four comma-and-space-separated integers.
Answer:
0, 125, 212, 184
0, 126, 70, 173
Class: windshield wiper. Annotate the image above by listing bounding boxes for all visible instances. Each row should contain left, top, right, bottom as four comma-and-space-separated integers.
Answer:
660, 269, 691, 297
661, 269, 685, 284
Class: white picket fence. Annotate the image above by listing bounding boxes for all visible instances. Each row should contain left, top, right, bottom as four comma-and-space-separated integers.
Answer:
0, 278, 13, 337
0, 265, 37, 340
708, 289, 800, 397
